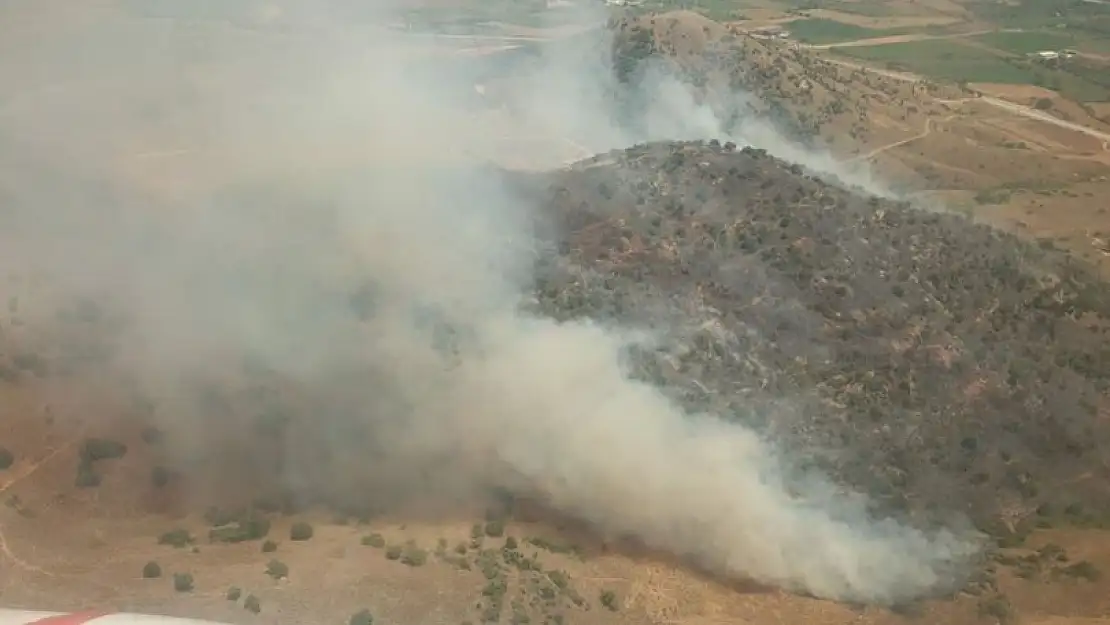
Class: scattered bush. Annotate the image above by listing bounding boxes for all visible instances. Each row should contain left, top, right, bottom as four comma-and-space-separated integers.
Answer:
244, 595, 261, 614
401, 546, 428, 567
80, 438, 127, 463
600, 590, 618, 611
349, 609, 373, 625
261, 540, 278, 553
0, 447, 13, 470
209, 517, 271, 544
226, 587, 242, 601
289, 521, 314, 541
173, 573, 194, 593
74, 462, 101, 489
140, 426, 164, 445
484, 520, 505, 538
978, 595, 1014, 623
1062, 560, 1101, 581
142, 561, 162, 579
204, 506, 237, 527
158, 529, 194, 548
361, 533, 385, 548
150, 466, 171, 488
385, 545, 403, 561
265, 559, 289, 579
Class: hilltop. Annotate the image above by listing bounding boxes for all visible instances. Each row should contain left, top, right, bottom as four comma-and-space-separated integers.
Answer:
608, 10, 965, 158
519, 140, 1110, 538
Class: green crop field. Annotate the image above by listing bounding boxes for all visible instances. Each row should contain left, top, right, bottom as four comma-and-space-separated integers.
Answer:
785, 18, 910, 44
973, 31, 1077, 55
835, 40, 1042, 84
835, 38, 1110, 102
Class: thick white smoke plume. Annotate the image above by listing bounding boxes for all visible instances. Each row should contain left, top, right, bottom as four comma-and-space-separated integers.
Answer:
0, 0, 978, 608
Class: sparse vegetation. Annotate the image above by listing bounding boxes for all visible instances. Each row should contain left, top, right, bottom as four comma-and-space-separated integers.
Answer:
0, 447, 12, 470
362, 533, 386, 548
226, 587, 242, 601
262, 539, 278, 552
244, 594, 261, 614
349, 609, 374, 625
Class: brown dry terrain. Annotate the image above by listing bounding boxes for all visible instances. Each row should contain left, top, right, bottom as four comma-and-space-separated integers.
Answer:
4, 2, 1110, 625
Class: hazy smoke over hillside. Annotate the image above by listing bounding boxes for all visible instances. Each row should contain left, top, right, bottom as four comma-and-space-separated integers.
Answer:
0, 0, 977, 607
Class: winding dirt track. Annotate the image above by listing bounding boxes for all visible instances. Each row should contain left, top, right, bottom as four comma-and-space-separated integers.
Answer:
849, 114, 958, 162
823, 57, 1110, 145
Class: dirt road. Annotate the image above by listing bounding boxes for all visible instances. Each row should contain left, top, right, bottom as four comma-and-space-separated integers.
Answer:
802, 28, 1006, 50
849, 114, 957, 162
823, 57, 1110, 145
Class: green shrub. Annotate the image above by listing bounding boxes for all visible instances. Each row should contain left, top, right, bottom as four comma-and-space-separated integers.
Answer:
203, 506, 237, 527
265, 559, 289, 579
290, 521, 314, 541
150, 466, 171, 488
80, 438, 127, 462
142, 561, 162, 579
0, 447, 13, 470
484, 520, 505, 538
74, 461, 101, 489
172, 572, 194, 592
261, 539, 278, 553
158, 529, 194, 548
226, 587, 242, 601
978, 595, 1014, 623
244, 595, 261, 614
361, 533, 385, 548
401, 546, 428, 567
600, 590, 618, 611
1063, 561, 1101, 581
209, 516, 272, 544
385, 545, 403, 561
349, 609, 373, 625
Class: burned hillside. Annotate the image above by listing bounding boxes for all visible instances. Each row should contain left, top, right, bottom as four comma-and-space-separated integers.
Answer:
518, 139, 1110, 541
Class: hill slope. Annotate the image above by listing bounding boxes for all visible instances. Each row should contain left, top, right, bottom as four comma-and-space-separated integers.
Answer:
516, 140, 1110, 541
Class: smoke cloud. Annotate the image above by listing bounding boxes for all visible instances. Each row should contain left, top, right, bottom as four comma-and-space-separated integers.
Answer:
0, 0, 979, 608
